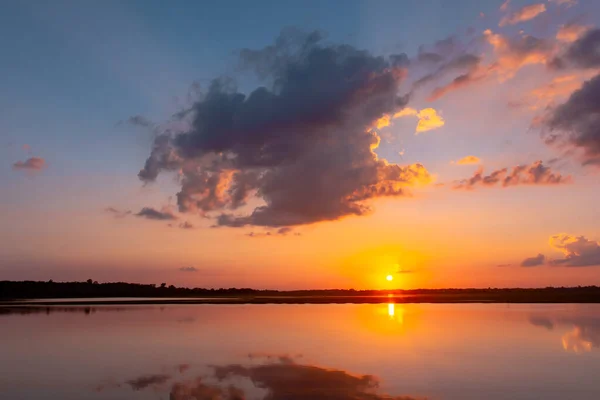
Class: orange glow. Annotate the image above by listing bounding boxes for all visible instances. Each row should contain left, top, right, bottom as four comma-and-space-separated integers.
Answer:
386, 274, 394, 281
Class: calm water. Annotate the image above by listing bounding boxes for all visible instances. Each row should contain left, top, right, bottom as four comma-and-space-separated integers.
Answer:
1, 303, 599, 400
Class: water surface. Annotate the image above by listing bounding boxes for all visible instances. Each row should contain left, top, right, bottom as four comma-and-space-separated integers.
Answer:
1, 303, 599, 399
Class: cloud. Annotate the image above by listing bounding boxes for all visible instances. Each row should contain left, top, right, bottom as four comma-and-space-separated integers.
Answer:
529, 316, 554, 330
179, 266, 198, 272
126, 374, 171, 391
414, 54, 481, 90
127, 115, 154, 128
135, 207, 177, 220
245, 226, 299, 238
139, 30, 431, 228
104, 207, 132, 218
551, 28, 600, 69
455, 155, 481, 165
556, 23, 590, 43
179, 221, 194, 229
500, 0, 510, 12
12, 157, 46, 171
484, 30, 554, 80
521, 253, 546, 267
453, 161, 571, 189
499, 3, 546, 26
496, 263, 512, 267
415, 108, 445, 133
549, 0, 577, 7
544, 72, 600, 165
549, 233, 600, 266
382, 107, 445, 134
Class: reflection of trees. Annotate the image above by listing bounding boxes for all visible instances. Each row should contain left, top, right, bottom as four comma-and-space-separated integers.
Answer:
0, 306, 135, 316
529, 313, 600, 354
115, 359, 424, 400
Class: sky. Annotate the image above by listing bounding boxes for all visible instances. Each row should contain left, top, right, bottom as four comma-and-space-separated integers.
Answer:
1, 0, 600, 289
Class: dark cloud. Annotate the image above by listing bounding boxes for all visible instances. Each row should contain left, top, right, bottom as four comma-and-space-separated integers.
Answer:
414, 54, 481, 90
136, 207, 177, 220
551, 29, 600, 69
453, 161, 571, 189
529, 316, 554, 330
521, 253, 546, 267
120, 359, 422, 400
104, 207, 132, 218
127, 115, 154, 128
179, 266, 198, 272
139, 30, 430, 228
126, 374, 170, 391
549, 234, 600, 267
12, 157, 46, 171
417, 52, 444, 64
544, 73, 600, 166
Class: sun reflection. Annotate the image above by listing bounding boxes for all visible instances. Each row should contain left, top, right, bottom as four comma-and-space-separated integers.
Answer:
388, 303, 395, 317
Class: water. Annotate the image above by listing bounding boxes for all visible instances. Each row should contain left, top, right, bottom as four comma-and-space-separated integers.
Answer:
1, 303, 599, 400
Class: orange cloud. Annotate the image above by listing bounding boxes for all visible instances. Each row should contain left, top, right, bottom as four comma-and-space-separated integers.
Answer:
374, 107, 444, 134
556, 23, 590, 42
499, 3, 546, 27
455, 155, 481, 165
484, 30, 553, 80
415, 108, 445, 133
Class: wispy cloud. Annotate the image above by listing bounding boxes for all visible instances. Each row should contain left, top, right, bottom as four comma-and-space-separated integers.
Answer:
499, 3, 547, 27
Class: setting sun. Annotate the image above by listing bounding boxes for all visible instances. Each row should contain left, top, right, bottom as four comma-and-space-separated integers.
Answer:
386, 275, 394, 282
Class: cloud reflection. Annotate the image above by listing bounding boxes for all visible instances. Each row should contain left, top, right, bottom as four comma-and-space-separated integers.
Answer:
118, 358, 424, 400
529, 312, 600, 353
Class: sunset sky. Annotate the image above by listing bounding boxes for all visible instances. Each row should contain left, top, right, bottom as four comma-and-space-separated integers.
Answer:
2, 0, 600, 289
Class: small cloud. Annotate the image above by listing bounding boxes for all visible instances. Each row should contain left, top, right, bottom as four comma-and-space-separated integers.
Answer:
499, 3, 546, 27
455, 155, 481, 165
126, 374, 170, 391
246, 227, 299, 238
521, 253, 546, 267
22, 144, 31, 153
496, 263, 512, 267
500, 0, 510, 12
12, 157, 46, 171
390, 107, 445, 133
179, 266, 198, 272
136, 207, 177, 221
126, 115, 154, 128
529, 316, 554, 330
104, 207, 132, 218
179, 221, 194, 229
549, 0, 577, 7
453, 161, 571, 190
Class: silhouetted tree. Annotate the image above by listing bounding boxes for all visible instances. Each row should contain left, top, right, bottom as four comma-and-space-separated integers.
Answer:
160, 283, 166, 288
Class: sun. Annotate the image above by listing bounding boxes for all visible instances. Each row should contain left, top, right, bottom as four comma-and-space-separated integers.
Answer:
386, 274, 394, 282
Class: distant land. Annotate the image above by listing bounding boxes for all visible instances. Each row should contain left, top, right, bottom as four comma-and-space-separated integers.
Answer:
2, 280, 600, 304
